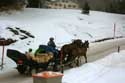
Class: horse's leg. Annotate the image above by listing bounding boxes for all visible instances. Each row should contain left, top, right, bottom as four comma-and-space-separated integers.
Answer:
67, 53, 76, 68
76, 56, 80, 66
79, 56, 82, 65
66, 54, 72, 67
61, 52, 66, 64
84, 54, 87, 63
76, 56, 82, 66
66, 53, 71, 63
64, 53, 69, 63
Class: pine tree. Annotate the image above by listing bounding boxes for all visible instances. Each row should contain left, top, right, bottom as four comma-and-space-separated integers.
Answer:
117, 0, 125, 14
108, 3, 116, 13
0, 0, 15, 6
0, 0, 28, 12
27, 0, 46, 8
82, 1, 90, 15
108, 0, 125, 14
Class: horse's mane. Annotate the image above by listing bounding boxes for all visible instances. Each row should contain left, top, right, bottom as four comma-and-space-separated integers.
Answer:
72, 39, 83, 47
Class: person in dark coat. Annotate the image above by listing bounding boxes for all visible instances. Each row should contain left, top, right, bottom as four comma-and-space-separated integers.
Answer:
47, 37, 56, 49
47, 37, 59, 71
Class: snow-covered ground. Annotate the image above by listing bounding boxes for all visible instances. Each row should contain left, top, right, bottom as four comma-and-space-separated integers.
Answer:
0, 8, 125, 83
63, 50, 125, 83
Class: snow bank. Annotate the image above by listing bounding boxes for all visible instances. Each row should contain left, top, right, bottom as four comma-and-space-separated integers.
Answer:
63, 50, 125, 83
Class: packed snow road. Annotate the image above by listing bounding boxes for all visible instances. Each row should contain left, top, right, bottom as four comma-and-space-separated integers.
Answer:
0, 69, 32, 83
0, 38, 125, 83
87, 38, 125, 62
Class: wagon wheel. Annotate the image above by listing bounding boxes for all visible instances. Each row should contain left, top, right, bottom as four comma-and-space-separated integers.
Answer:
17, 65, 27, 74
30, 68, 37, 75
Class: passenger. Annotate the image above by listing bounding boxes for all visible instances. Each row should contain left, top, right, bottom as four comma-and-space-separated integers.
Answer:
47, 37, 56, 49
25, 48, 34, 60
35, 45, 46, 56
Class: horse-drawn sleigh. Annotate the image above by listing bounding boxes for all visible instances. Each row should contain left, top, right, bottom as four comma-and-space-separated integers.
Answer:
7, 39, 89, 74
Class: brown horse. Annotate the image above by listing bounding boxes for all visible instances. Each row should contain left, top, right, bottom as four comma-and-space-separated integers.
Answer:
72, 40, 89, 66
61, 39, 89, 66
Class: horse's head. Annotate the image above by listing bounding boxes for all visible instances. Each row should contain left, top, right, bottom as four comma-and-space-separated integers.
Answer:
83, 40, 89, 48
